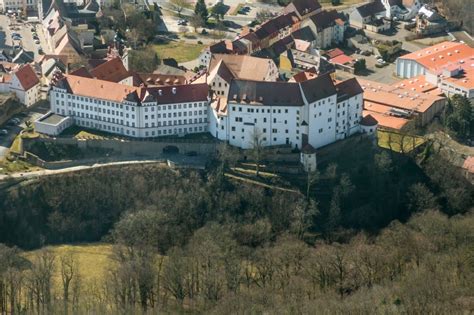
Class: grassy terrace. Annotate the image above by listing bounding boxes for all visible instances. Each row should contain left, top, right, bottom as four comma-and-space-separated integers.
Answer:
153, 41, 205, 63
377, 129, 426, 153
61, 126, 215, 142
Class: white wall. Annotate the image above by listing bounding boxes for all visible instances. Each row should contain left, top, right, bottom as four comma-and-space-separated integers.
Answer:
227, 103, 302, 149
396, 58, 426, 78
10, 74, 40, 107
50, 87, 209, 138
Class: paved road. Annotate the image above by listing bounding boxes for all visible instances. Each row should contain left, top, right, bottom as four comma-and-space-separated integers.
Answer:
0, 124, 22, 159
0, 159, 167, 181
0, 152, 209, 180
364, 26, 424, 53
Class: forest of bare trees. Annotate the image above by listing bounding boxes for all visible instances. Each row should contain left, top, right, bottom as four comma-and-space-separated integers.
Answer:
0, 210, 473, 314
0, 138, 473, 313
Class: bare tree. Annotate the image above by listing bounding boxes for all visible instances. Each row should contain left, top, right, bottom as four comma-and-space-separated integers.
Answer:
60, 252, 80, 314
170, 0, 189, 17
27, 249, 55, 313
189, 14, 204, 33
306, 170, 319, 200
250, 128, 266, 177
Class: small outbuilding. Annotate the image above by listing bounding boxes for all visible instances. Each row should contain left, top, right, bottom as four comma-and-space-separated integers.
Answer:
300, 143, 317, 172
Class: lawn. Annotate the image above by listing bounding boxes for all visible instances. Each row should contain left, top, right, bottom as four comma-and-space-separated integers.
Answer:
153, 41, 205, 63
10, 135, 22, 154
62, 126, 122, 140
0, 158, 39, 174
24, 244, 114, 289
377, 130, 426, 153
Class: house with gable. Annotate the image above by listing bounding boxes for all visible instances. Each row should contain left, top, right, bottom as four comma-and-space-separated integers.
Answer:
10, 64, 41, 107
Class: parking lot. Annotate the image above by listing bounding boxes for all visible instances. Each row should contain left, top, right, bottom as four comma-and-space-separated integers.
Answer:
0, 14, 50, 59
0, 102, 49, 160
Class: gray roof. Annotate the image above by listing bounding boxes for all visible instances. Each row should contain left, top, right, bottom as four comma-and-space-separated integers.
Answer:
38, 113, 68, 125
300, 73, 337, 103
228, 80, 304, 106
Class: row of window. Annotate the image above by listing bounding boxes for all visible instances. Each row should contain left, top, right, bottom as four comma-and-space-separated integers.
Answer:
232, 106, 295, 114
230, 126, 299, 135
56, 92, 206, 111
70, 110, 207, 127
75, 119, 204, 136
234, 116, 293, 124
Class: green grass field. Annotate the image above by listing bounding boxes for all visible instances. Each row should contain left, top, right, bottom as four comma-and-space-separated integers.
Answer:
153, 41, 205, 63
377, 130, 426, 153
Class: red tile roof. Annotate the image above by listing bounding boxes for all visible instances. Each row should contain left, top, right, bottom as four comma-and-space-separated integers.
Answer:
399, 42, 474, 74
90, 57, 130, 83
325, 48, 344, 59
70, 66, 93, 78
14, 64, 40, 90
463, 156, 474, 173
330, 54, 354, 65
56, 75, 208, 105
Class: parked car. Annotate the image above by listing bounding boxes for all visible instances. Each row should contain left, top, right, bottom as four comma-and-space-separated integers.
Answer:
11, 32, 21, 37
38, 48, 44, 54
185, 151, 197, 156
34, 39, 40, 44
177, 19, 187, 25
0, 129, 8, 135
30, 27, 35, 32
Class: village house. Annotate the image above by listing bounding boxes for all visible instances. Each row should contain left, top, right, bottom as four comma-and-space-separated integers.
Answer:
302, 9, 347, 49
207, 54, 279, 98
283, 0, 322, 21
9, 64, 41, 107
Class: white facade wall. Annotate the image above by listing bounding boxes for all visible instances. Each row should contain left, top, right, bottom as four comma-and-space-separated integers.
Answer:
209, 74, 230, 98
199, 49, 211, 68
227, 103, 302, 149
306, 94, 337, 148
209, 90, 364, 150
0, 0, 35, 11
34, 114, 73, 136
396, 58, 426, 78
0, 82, 10, 93
335, 94, 363, 139
10, 75, 40, 107
209, 110, 229, 141
439, 80, 474, 100
301, 152, 317, 172
50, 87, 209, 138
